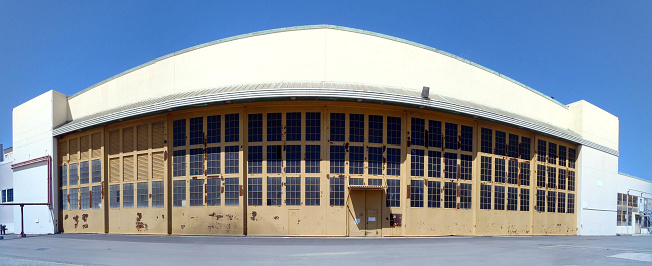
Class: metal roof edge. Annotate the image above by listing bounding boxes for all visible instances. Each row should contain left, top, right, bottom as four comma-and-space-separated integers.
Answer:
618, 172, 651, 184
67, 25, 567, 109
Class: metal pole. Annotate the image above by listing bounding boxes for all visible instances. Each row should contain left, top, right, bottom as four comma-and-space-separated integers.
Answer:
20, 204, 26, 237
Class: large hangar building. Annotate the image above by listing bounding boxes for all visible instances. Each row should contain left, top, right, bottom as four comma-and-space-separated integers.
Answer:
6, 25, 651, 236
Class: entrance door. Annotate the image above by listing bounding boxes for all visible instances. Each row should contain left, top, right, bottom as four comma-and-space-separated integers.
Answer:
348, 189, 382, 237
288, 209, 299, 235
635, 215, 641, 234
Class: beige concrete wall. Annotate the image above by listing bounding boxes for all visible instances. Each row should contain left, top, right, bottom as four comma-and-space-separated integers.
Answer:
568, 100, 619, 151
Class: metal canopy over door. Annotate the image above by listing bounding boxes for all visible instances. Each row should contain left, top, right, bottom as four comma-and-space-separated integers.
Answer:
347, 186, 384, 237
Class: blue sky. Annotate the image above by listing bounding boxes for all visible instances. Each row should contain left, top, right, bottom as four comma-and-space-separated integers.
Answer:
0, 1, 650, 179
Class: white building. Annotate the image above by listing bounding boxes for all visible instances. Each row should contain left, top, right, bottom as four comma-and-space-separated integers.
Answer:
1, 146, 15, 233
6, 25, 651, 236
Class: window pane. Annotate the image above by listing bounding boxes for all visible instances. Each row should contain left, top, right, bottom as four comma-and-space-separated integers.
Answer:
386, 180, 400, 207
508, 134, 519, 158
267, 177, 282, 206
520, 162, 530, 186
444, 153, 457, 179
137, 182, 148, 208
123, 183, 134, 208
349, 178, 363, 186
558, 169, 567, 190
92, 159, 101, 183
286, 177, 301, 206
559, 145, 567, 167
368, 147, 383, 175
92, 185, 102, 209
547, 191, 556, 213
248, 178, 262, 206
173, 119, 186, 147
206, 178, 221, 206
330, 145, 345, 174
349, 146, 364, 175
387, 116, 401, 145
267, 113, 282, 142
495, 131, 506, 156
190, 148, 203, 176
558, 192, 566, 213
224, 178, 239, 206
460, 125, 473, 152
248, 113, 263, 142
520, 137, 531, 160
495, 158, 505, 183
173, 150, 186, 177
225, 146, 239, 174
286, 145, 301, 173
206, 147, 221, 175
547, 166, 556, 189
428, 181, 441, 208
173, 180, 186, 207
286, 112, 301, 141
444, 182, 456, 209
536, 190, 545, 212
548, 142, 557, 164
480, 184, 491, 210
537, 140, 546, 162
411, 118, 425, 146
305, 177, 320, 206
460, 154, 472, 180
80, 187, 90, 209
190, 179, 204, 206
60, 189, 68, 210
368, 115, 383, 144
152, 181, 164, 207
267, 145, 282, 174
508, 160, 518, 184
520, 188, 530, 212
480, 156, 492, 182
189, 117, 203, 145
350, 114, 364, 142
207, 115, 221, 144
69, 188, 79, 210
330, 178, 344, 206
410, 180, 424, 207
69, 163, 78, 186
305, 145, 320, 173
494, 186, 505, 210
368, 179, 383, 186
387, 148, 401, 176
428, 120, 442, 148
306, 112, 321, 141
225, 113, 239, 143
80, 161, 89, 184
460, 184, 472, 209
330, 113, 345, 142
59, 165, 68, 187
445, 123, 457, 150
410, 149, 424, 177
481, 128, 492, 153
247, 146, 263, 174
507, 187, 518, 211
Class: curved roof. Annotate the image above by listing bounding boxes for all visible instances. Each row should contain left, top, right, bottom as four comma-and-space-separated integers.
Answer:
53, 81, 618, 156
69, 25, 565, 108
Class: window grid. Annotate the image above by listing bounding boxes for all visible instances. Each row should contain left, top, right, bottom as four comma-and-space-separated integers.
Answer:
480, 128, 492, 153
520, 162, 530, 186
368, 115, 383, 144
386, 179, 400, 207
173, 119, 186, 147
444, 153, 457, 179
568, 194, 575, 214
387, 148, 401, 176
558, 192, 566, 213
330, 178, 344, 206
305, 112, 321, 141
122, 183, 133, 208
349, 178, 364, 186
460, 154, 472, 181
387, 116, 401, 145
248, 113, 263, 143
547, 191, 556, 213
495, 158, 505, 183
206, 115, 221, 144
410, 180, 424, 207
305, 145, 320, 173
411, 149, 424, 177
411, 118, 425, 146
305, 177, 320, 206
286, 177, 301, 206
368, 179, 383, 186
224, 178, 239, 206
206, 147, 221, 175
349, 146, 364, 175
206, 178, 221, 206
558, 169, 567, 190
189, 148, 203, 176
507, 187, 518, 211
428, 120, 442, 148
267, 177, 282, 206
173, 150, 186, 177
520, 188, 530, 212
189, 117, 203, 145
69, 188, 79, 210
480, 156, 492, 182
520, 137, 531, 160
286, 145, 301, 173
190, 179, 204, 206
495, 131, 506, 156
248, 178, 262, 206
137, 182, 148, 208
459, 183, 472, 209
286, 112, 302, 141
330, 113, 345, 142
80, 187, 90, 210
507, 160, 518, 184
444, 182, 457, 209
267, 113, 282, 142
494, 186, 505, 210
558, 145, 567, 167
547, 166, 557, 189
225, 113, 239, 143
480, 184, 492, 210
91, 185, 101, 209
548, 142, 557, 165
568, 171, 576, 191
267, 145, 282, 174
537, 140, 546, 162
91, 159, 101, 183
60, 165, 68, 187
427, 181, 441, 208
225, 146, 239, 174
568, 148, 576, 168
536, 164, 546, 187
60, 189, 68, 210
109, 185, 119, 209
460, 125, 473, 152
152, 181, 164, 207
67, 163, 76, 186
173, 180, 185, 207
444, 123, 458, 150
427, 151, 441, 178
80, 161, 89, 184
368, 147, 383, 175
508, 134, 519, 158
536, 190, 545, 212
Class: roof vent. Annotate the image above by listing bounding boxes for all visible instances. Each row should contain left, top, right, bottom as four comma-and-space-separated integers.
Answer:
421, 86, 430, 99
